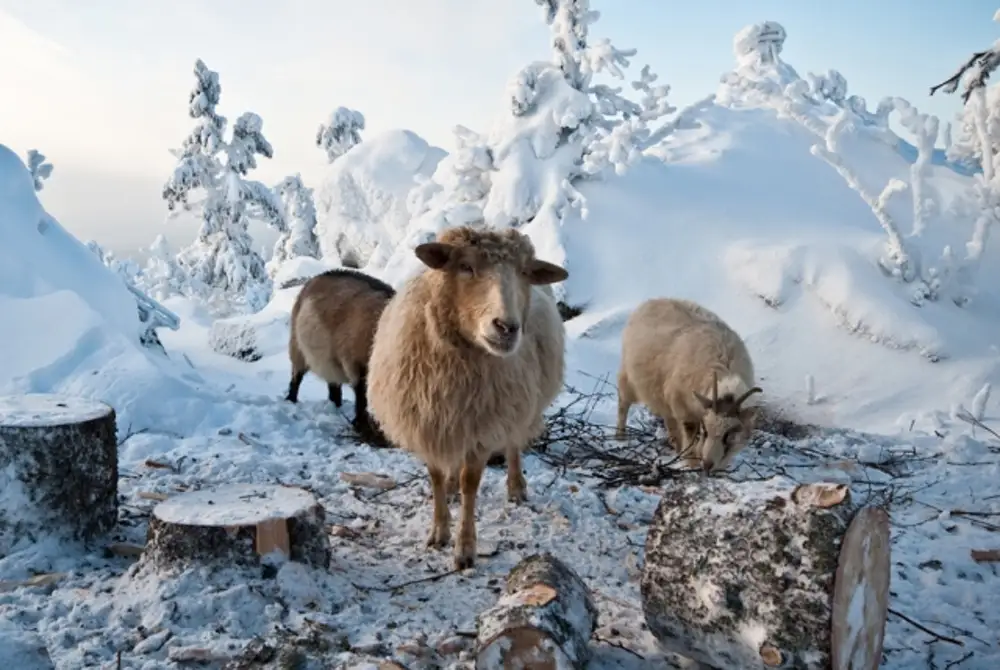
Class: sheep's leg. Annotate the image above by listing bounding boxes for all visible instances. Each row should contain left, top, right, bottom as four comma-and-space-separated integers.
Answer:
679, 421, 702, 469
615, 369, 635, 440
506, 446, 528, 504
328, 383, 343, 407
349, 371, 389, 446
664, 414, 684, 453
426, 466, 451, 549
285, 371, 306, 403
455, 456, 486, 570
286, 338, 308, 403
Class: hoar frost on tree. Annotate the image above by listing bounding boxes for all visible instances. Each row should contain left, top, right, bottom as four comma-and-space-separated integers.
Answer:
317, 107, 365, 163
141, 235, 189, 302
386, 0, 677, 293
25, 149, 53, 192
930, 9, 1000, 305
84, 240, 181, 350
267, 174, 320, 275
163, 59, 285, 313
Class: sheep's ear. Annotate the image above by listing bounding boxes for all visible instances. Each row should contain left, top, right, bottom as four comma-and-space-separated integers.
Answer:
527, 259, 568, 285
693, 391, 714, 410
414, 242, 454, 270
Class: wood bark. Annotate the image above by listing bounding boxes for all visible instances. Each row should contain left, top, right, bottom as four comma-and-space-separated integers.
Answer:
0, 393, 118, 544
640, 477, 890, 670
142, 483, 330, 569
476, 552, 598, 669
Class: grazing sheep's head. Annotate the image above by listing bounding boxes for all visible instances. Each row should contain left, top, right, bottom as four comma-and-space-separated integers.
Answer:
692, 373, 762, 473
414, 226, 568, 357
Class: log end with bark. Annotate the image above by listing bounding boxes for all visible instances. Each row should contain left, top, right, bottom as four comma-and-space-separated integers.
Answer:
0, 393, 118, 544
476, 553, 598, 670
640, 478, 890, 670
143, 483, 330, 570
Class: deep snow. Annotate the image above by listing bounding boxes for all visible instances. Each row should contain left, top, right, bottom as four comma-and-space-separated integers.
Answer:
3, 23, 1000, 670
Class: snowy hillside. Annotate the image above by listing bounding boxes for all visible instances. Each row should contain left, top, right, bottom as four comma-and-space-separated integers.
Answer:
3, 10, 1000, 670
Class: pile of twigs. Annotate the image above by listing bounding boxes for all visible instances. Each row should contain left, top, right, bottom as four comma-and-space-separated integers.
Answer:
530, 374, 694, 488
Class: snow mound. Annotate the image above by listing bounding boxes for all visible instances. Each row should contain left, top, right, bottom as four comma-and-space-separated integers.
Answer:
314, 129, 446, 270
0, 144, 236, 435
0, 145, 139, 340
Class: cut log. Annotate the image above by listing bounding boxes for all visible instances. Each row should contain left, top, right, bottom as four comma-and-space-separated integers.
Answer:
476, 552, 598, 669
143, 483, 330, 569
0, 393, 118, 544
640, 476, 890, 670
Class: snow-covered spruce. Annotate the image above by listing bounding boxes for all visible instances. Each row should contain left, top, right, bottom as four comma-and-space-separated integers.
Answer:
476, 552, 597, 669
142, 484, 330, 570
0, 394, 118, 544
640, 477, 890, 670
317, 106, 365, 164
24, 149, 53, 192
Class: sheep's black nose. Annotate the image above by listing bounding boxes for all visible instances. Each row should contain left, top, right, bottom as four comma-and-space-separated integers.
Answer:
702, 460, 714, 473
492, 319, 520, 336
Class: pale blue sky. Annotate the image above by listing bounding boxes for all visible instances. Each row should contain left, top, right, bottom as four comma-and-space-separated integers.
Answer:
1, 0, 996, 254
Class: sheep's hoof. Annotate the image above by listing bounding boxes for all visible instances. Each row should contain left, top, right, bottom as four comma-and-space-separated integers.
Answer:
426, 527, 450, 550
284, 394, 298, 404
507, 488, 528, 505
454, 546, 476, 570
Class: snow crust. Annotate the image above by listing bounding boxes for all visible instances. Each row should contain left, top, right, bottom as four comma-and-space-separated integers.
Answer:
0, 393, 110, 428
153, 483, 316, 526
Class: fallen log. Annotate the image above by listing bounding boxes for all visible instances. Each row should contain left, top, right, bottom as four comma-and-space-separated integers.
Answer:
142, 483, 330, 569
0, 393, 118, 544
640, 478, 890, 670
476, 552, 598, 669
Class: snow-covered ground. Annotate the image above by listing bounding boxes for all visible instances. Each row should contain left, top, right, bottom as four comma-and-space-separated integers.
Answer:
4, 16, 1000, 670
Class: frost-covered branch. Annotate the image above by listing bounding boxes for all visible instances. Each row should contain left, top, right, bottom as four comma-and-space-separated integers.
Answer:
25, 150, 53, 192
890, 98, 940, 237
930, 47, 1000, 104
810, 112, 914, 281
317, 107, 365, 163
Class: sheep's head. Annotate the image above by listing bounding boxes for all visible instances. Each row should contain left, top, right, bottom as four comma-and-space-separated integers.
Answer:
692, 373, 762, 473
414, 227, 568, 357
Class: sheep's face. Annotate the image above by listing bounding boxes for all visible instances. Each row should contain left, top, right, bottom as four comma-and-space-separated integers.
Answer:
693, 381, 762, 473
414, 230, 567, 358
695, 408, 756, 473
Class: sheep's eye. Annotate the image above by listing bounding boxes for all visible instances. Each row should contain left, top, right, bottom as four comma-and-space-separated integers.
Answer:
458, 263, 474, 275
723, 428, 738, 447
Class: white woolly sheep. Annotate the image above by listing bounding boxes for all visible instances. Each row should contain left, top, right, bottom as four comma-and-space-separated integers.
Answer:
286, 268, 395, 445
366, 225, 568, 569
615, 297, 762, 473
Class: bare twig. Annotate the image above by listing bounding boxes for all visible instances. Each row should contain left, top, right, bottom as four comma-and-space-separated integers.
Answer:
888, 608, 965, 646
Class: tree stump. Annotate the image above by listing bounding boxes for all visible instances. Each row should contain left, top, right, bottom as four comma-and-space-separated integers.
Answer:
0, 393, 118, 544
640, 477, 890, 670
143, 483, 330, 569
476, 553, 598, 669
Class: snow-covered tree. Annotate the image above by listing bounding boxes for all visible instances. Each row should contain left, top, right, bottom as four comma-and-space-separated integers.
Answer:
163, 59, 285, 313
268, 174, 320, 273
139, 235, 189, 301
930, 10, 1000, 304
380, 0, 677, 291
25, 149, 53, 191
317, 107, 365, 163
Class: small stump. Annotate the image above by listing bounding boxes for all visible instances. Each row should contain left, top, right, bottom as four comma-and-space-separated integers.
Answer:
476, 553, 598, 669
0, 393, 118, 544
143, 483, 330, 569
209, 319, 262, 362
640, 477, 890, 670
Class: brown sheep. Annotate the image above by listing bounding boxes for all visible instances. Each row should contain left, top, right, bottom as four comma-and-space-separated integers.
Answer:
367, 225, 568, 569
616, 298, 762, 473
286, 268, 395, 445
